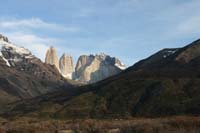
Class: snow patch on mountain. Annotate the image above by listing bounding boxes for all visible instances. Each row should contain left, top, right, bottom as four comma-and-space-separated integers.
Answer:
0, 37, 33, 66
2, 57, 11, 67
115, 62, 126, 70
62, 73, 73, 79
163, 49, 178, 58
0, 40, 31, 55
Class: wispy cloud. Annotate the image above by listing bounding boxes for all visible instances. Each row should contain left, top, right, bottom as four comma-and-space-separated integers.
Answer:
0, 0, 200, 66
0, 17, 81, 61
0, 18, 80, 32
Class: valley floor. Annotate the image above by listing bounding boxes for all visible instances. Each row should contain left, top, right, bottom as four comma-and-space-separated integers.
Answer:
0, 116, 200, 133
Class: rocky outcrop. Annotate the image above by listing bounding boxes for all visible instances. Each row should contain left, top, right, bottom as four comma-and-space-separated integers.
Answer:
45, 47, 126, 83
75, 53, 126, 83
59, 54, 74, 79
45, 47, 59, 70
45, 47, 75, 79
75, 55, 95, 81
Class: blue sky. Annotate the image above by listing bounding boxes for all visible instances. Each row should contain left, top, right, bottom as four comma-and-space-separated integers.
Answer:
0, 0, 200, 66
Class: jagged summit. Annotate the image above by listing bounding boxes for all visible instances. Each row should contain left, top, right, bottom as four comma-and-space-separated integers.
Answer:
0, 35, 34, 67
0, 35, 126, 84
75, 53, 126, 83
59, 53, 74, 79
45, 47, 126, 83
94, 53, 126, 69
45, 46, 59, 70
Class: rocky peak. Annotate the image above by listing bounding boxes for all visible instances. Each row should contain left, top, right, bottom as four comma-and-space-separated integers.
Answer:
59, 53, 74, 79
45, 46, 59, 70
0, 34, 9, 42
95, 53, 126, 70
0, 35, 34, 67
95, 53, 107, 60
44, 46, 126, 83
75, 55, 95, 72
75, 54, 126, 83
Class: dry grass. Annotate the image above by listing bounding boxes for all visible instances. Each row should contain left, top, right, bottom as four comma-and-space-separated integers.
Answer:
0, 116, 200, 133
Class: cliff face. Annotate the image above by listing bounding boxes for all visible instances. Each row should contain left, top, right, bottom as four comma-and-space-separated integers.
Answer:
45, 47, 126, 83
75, 55, 95, 82
59, 54, 74, 79
45, 47, 59, 70
75, 53, 126, 83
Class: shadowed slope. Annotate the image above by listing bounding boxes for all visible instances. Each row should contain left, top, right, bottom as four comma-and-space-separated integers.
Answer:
2, 39, 200, 119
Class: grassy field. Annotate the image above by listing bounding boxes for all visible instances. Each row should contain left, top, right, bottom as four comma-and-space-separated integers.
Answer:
1, 116, 200, 133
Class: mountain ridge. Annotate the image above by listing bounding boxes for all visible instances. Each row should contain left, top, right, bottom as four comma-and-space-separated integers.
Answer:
0, 34, 75, 106
45, 46, 126, 83
3, 38, 200, 119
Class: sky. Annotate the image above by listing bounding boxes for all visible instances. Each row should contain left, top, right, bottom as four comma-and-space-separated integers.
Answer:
0, 0, 200, 66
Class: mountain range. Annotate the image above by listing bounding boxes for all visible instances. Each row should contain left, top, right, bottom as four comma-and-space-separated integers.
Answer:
0, 34, 125, 111
45, 46, 126, 83
0, 35, 74, 103
1, 34, 200, 119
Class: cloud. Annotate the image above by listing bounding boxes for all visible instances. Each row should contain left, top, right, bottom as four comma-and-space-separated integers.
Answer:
0, 17, 81, 61
0, 18, 80, 32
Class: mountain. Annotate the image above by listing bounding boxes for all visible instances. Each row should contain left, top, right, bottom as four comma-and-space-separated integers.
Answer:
45, 46, 60, 70
59, 54, 74, 79
0, 34, 74, 109
75, 55, 94, 78
4, 39, 200, 119
45, 47, 126, 83
75, 53, 126, 83
129, 39, 200, 78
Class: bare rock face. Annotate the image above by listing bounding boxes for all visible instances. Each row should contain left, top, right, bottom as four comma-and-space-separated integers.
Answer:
45, 47, 59, 70
45, 46, 126, 83
75, 53, 126, 83
75, 55, 95, 82
59, 54, 74, 79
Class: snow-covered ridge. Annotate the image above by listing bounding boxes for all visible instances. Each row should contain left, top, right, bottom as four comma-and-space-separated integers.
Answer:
0, 40, 31, 55
0, 36, 33, 67
95, 53, 126, 70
